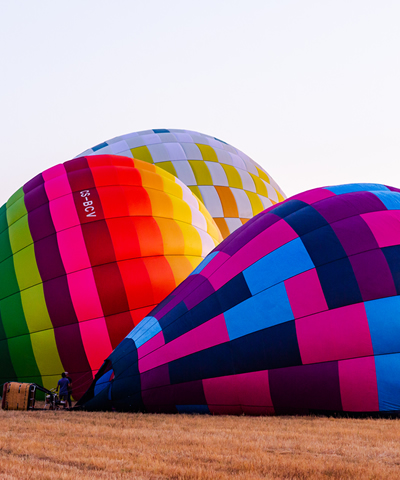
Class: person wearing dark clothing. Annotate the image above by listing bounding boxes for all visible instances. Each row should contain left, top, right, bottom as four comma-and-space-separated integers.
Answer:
57, 372, 70, 409
65, 372, 72, 408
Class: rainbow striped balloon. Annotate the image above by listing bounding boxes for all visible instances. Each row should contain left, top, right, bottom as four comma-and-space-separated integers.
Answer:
77, 129, 286, 238
0, 155, 222, 398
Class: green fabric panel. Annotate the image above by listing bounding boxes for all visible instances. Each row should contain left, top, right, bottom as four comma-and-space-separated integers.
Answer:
0, 337, 17, 380
0, 293, 29, 338
130, 146, 154, 164
188, 161, 213, 186
0, 228, 13, 263
0, 310, 7, 340
7, 334, 41, 378
8, 216, 32, 254
0, 209, 7, 235
13, 244, 41, 291
156, 161, 178, 178
6, 194, 27, 227
6, 187, 24, 210
20, 284, 53, 333
0, 256, 20, 299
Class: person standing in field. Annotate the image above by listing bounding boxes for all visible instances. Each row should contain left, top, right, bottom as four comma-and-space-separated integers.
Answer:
56, 372, 70, 409
65, 372, 72, 408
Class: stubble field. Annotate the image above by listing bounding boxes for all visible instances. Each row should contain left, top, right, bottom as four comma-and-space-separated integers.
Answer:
0, 410, 399, 479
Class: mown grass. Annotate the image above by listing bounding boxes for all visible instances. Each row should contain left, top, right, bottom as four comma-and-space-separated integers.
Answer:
0, 410, 399, 479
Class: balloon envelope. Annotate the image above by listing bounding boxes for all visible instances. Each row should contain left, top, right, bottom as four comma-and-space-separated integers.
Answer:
80, 183, 400, 415
0, 155, 221, 398
77, 129, 286, 238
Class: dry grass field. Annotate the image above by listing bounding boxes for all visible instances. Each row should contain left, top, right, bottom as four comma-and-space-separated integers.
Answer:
0, 409, 399, 479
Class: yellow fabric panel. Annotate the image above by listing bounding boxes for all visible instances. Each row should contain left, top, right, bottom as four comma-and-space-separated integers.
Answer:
169, 194, 193, 224
162, 176, 184, 200
130, 146, 154, 164
178, 222, 203, 257
132, 158, 157, 173
147, 188, 174, 220
166, 255, 200, 286
196, 144, 218, 162
157, 161, 178, 178
188, 161, 213, 185
6, 195, 27, 227
42, 374, 62, 393
154, 217, 185, 256
13, 244, 42, 291
8, 216, 33, 254
6, 187, 24, 210
30, 329, 65, 377
250, 173, 269, 197
20, 284, 53, 332
277, 191, 285, 202
256, 166, 270, 184
246, 191, 265, 216
188, 185, 204, 204
221, 164, 243, 189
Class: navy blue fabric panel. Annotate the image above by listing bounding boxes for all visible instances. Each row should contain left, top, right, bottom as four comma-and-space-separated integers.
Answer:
158, 301, 188, 331
169, 342, 235, 384
110, 339, 140, 382
111, 376, 144, 412
317, 257, 363, 309
82, 384, 113, 411
215, 273, 252, 313
382, 245, 400, 295
269, 200, 308, 219
153, 129, 170, 133
284, 206, 328, 237
231, 321, 301, 374
163, 274, 252, 343
301, 225, 347, 267
222, 212, 281, 256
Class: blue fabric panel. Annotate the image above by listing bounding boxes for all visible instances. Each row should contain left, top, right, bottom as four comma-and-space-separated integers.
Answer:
382, 246, 400, 295
169, 342, 235, 384
163, 273, 251, 343
128, 316, 162, 348
83, 384, 112, 411
176, 405, 210, 414
325, 184, 389, 195
110, 338, 140, 382
190, 251, 220, 275
92, 142, 108, 152
301, 224, 347, 267
158, 302, 188, 331
317, 257, 362, 309
231, 321, 301, 374
111, 375, 144, 411
270, 199, 308, 219
94, 370, 113, 397
225, 283, 294, 340
375, 353, 400, 411
152, 129, 170, 133
365, 296, 400, 355
284, 206, 328, 237
243, 238, 314, 295
372, 191, 400, 210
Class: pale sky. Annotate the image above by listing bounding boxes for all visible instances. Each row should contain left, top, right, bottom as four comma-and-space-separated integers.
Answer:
1, 0, 399, 201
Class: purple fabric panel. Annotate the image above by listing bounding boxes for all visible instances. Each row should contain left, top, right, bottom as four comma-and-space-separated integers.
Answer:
64, 157, 90, 173
34, 234, 66, 282
222, 212, 281, 256
331, 216, 379, 256
349, 249, 397, 302
27, 203, 56, 242
269, 362, 342, 414
54, 323, 91, 376
24, 184, 48, 212
23, 173, 44, 194
184, 278, 215, 310
140, 364, 170, 390
386, 185, 400, 193
170, 380, 207, 404
43, 276, 79, 328
314, 192, 385, 224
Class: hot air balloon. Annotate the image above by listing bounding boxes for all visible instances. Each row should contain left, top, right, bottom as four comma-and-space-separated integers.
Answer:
77, 129, 286, 238
0, 155, 222, 399
79, 183, 400, 415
